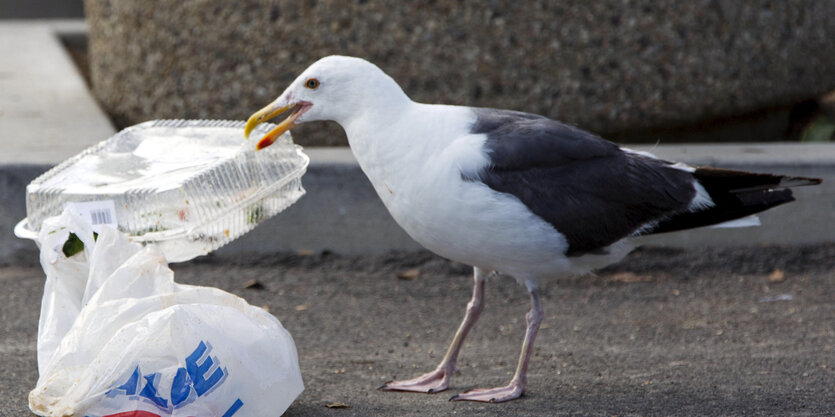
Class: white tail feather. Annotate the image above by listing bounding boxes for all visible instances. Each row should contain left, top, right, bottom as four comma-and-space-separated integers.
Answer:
709, 215, 761, 229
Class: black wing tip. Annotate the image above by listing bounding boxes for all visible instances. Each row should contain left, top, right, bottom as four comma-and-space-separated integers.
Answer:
645, 168, 813, 237
693, 167, 822, 192
780, 176, 822, 188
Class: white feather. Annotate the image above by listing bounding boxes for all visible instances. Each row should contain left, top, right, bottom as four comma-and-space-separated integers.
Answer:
709, 215, 761, 228
689, 181, 715, 211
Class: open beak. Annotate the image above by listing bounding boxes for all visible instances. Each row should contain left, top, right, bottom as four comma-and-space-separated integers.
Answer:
244, 101, 309, 150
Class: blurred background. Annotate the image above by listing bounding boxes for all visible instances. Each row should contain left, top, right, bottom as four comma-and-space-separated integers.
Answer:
3, 0, 835, 146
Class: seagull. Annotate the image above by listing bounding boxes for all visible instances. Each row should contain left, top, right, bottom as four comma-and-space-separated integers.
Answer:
244, 55, 821, 403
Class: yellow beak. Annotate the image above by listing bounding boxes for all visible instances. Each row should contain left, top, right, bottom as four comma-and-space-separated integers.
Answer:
244, 102, 298, 150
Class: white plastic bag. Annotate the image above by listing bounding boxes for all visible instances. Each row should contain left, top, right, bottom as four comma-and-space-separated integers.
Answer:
30, 209, 304, 417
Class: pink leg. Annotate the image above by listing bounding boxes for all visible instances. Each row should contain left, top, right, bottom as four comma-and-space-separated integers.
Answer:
451, 287, 543, 403
379, 267, 489, 394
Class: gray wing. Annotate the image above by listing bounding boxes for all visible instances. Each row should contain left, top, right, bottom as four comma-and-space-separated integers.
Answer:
467, 108, 697, 256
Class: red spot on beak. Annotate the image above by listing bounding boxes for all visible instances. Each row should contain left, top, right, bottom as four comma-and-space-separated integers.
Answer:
257, 136, 276, 150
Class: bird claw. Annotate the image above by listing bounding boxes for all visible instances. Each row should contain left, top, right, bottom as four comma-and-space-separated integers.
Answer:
449, 383, 525, 403
378, 366, 451, 394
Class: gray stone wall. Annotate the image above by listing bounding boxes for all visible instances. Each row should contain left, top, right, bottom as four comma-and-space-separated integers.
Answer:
85, 0, 835, 146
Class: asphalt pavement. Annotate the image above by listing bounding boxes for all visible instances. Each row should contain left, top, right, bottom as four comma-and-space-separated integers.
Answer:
2, 244, 833, 416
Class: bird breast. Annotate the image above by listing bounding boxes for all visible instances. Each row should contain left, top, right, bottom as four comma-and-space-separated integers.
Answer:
344, 105, 573, 275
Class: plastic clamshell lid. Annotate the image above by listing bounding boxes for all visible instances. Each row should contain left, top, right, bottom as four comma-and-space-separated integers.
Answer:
20, 119, 309, 262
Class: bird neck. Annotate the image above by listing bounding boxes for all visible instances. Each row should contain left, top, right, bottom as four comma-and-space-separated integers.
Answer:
341, 102, 476, 193
341, 100, 415, 169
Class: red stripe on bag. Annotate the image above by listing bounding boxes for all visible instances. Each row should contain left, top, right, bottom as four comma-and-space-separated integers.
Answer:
103, 411, 162, 417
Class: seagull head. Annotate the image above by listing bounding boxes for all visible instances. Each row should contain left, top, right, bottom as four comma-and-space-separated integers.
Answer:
245, 55, 408, 150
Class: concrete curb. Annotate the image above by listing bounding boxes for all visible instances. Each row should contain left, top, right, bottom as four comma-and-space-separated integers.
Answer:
4, 145, 833, 266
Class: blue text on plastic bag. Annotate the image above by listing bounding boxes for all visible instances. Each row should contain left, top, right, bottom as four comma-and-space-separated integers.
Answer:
104, 341, 243, 416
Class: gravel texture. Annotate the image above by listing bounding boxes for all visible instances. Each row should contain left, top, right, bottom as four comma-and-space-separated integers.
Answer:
84, 0, 835, 145
3, 244, 833, 415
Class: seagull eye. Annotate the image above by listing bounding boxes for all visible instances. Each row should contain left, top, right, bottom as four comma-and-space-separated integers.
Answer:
305, 78, 320, 89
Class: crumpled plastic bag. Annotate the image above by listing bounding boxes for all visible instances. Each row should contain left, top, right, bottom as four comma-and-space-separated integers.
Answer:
29, 209, 304, 417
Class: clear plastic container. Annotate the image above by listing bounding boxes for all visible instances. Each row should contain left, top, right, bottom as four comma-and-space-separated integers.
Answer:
15, 119, 309, 262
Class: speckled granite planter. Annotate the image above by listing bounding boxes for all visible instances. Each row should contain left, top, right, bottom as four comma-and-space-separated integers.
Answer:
85, 0, 835, 146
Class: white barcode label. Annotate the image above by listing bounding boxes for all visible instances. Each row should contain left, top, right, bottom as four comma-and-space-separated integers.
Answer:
65, 200, 118, 232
